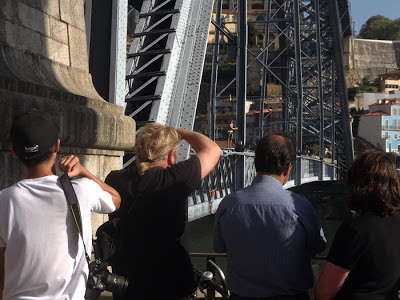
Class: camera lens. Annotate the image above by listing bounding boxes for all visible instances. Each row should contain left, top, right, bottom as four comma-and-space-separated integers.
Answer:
105, 273, 129, 295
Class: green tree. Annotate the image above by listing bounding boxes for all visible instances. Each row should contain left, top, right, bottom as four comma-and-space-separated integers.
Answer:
357, 76, 378, 92
358, 15, 400, 40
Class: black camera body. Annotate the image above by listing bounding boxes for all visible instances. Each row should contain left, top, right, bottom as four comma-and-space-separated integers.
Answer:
85, 219, 128, 299
87, 259, 128, 295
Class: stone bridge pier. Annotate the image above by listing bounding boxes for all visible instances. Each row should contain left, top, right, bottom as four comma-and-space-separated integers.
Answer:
0, 0, 135, 230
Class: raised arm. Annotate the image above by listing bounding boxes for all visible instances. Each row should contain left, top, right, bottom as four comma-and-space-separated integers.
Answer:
315, 261, 349, 300
176, 129, 221, 179
58, 155, 121, 210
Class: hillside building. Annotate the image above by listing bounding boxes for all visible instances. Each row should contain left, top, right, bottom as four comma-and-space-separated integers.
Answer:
359, 98, 400, 153
208, 3, 279, 50
379, 69, 400, 93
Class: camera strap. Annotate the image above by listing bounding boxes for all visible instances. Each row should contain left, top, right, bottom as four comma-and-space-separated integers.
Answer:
59, 173, 91, 265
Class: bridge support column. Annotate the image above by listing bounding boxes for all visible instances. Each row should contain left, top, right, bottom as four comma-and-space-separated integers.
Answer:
235, 0, 247, 190
0, 0, 135, 232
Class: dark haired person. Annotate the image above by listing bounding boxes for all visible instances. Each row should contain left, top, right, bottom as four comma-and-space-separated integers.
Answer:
105, 123, 221, 300
214, 135, 327, 300
0, 111, 120, 299
227, 120, 238, 148
315, 150, 400, 300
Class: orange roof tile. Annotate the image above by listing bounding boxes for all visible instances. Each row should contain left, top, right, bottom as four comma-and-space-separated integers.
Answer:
364, 111, 389, 116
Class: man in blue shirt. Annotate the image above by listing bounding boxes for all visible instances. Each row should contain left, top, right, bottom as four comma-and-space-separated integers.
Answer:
214, 135, 327, 300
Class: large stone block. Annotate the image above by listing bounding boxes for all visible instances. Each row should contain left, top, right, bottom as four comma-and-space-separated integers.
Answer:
19, 2, 49, 36
48, 16, 68, 44
60, 0, 85, 31
40, 0, 60, 19
0, 44, 101, 100
42, 36, 70, 65
1, 0, 19, 23
5, 21, 42, 55
0, 20, 5, 44
22, 0, 41, 10
68, 25, 89, 72
0, 87, 135, 151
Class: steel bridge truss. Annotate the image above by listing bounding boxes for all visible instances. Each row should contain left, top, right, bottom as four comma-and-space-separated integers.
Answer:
125, 0, 214, 163
210, 0, 354, 180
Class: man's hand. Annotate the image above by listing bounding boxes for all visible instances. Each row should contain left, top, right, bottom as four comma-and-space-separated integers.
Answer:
176, 129, 221, 179
59, 155, 86, 178
58, 155, 121, 210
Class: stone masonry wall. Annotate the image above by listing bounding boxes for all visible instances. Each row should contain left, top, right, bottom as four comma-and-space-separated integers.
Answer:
345, 37, 400, 85
0, 0, 135, 230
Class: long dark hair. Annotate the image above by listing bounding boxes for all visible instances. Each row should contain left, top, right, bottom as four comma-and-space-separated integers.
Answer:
346, 150, 400, 216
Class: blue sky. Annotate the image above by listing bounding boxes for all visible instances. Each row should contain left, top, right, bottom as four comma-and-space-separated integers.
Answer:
350, 0, 400, 36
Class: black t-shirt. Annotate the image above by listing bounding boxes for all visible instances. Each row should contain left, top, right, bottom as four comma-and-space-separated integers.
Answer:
327, 213, 400, 300
105, 156, 202, 299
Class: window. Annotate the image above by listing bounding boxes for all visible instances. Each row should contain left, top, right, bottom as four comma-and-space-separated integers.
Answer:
394, 120, 397, 128
384, 132, 389, 138
393, 109, 398, 116
251, 2, 264, 9
384, 119, 389, 129
398, 145, 400, 152
395, 133, 398, 140
256, 16, 265, 30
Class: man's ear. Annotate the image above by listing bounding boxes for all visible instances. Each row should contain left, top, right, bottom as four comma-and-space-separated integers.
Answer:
11, 147, 18, 158
167, 149, 176, 166
53, 139, 61, 153
283, 163, 292, 177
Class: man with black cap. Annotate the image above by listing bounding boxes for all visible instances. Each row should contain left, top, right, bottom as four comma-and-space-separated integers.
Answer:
0, 111, 121, 299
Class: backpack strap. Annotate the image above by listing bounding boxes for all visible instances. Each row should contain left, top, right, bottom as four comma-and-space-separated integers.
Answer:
59, 173, 91, 265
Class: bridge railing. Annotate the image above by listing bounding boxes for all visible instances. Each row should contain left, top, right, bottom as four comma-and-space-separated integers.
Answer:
188, 151, 337, 221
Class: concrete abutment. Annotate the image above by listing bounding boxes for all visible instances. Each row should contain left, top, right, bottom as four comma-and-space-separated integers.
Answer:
0, 0, 135, 230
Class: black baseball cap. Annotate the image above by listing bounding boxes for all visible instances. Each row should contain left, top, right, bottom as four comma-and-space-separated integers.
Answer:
10, 111, 60, 159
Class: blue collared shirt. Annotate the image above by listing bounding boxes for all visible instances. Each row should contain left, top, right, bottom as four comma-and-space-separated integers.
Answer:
214, 175, 327, 297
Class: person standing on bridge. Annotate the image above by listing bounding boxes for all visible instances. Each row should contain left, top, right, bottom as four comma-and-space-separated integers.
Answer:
0, 111, 120, 299
105, 123, 221, 300
214, 134, 327, 300
315, 150, 400, 300
227, 120, 238, 148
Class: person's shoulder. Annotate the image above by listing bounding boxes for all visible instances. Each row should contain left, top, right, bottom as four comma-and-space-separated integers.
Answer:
345, 212, 382, 230
0, 184, 17, 200
0, 180, 30, 208
219, 190, 243, 206
165, 156, 201, 180
71, 177, 101, 191
285, 189, 311, 204
174, 155, 200, 168
0, 179, 32, 197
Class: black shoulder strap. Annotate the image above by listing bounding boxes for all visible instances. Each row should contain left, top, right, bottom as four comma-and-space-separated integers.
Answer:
59, 173, 90, 265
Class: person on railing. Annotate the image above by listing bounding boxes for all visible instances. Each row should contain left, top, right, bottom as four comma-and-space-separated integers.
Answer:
227, 120, 238, 148
315, 150, 400, 300
213, 134, 327, 300
105, 123, 221, 300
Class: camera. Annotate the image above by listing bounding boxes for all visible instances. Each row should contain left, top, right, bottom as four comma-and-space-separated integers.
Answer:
86, 258, 128, 296
85, 219, 128, 300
